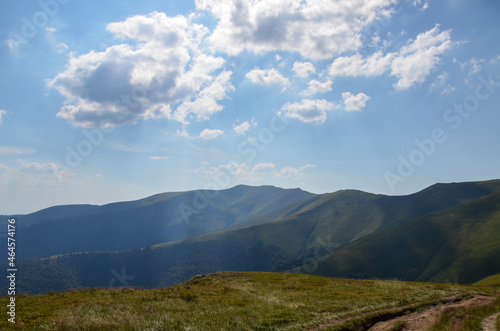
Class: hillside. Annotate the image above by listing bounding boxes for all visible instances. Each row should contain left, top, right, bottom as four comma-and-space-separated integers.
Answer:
1, 272, 499, 330
304, 191, 500, 284
476, 274, 500, 287
4, 185, 313, 259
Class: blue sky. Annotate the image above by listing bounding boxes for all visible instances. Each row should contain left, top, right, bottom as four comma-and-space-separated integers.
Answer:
1, 0, 499, 214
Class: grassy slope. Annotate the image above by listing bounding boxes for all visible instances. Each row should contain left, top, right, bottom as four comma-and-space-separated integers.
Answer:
308, 191, 500, 284
1, 272, 496, 330
475, 273, 500, 287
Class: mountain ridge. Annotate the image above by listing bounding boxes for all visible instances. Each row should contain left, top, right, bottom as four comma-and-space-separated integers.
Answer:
4, 179, 500, 294
5, 185, 314, 259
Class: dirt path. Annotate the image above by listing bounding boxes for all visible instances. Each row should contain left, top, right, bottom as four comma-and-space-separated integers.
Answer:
482, 312, 500, 331
369, 294, 495, 331
309, 295, 461, 331
309, 294, 496, 331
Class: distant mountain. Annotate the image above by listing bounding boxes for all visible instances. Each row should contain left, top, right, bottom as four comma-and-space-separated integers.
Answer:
6, 179, 500, 294
193, 179, 500, 261
3, 185, 313, 259
305, 190, 500, 284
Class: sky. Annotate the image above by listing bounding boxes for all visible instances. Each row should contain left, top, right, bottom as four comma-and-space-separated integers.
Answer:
1, 0, 499, 214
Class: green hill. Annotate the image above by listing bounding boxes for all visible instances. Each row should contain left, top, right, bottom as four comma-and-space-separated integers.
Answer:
1, 272, 498, 330
475, 273, 500, 287
305, 191, 500, 284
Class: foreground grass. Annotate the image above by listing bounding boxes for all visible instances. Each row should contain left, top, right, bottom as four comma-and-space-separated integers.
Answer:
0, 272, 496, 330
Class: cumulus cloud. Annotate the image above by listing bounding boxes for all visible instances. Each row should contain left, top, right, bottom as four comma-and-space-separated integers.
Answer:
196, 0, 397, 60
19, 161, 60, 174
490, 55, 500, 65
199, 128, 224, 140
205, 162, 313, 182
392, 26, 454, 89
281, 99, 338, 123
342, 92, 371, 111
48, 12, 234, 128
429, 72, 455, 95
413, 0, 429, 11
205, 162, 256, 181
150, 156, 168, 160
0, 161, 74, 187
329, 25, 455, 90
454, 58, 484, 76
303, 79, 333, 96
293, 61, 316, 78
233, 119, 257, 135
252, 163, 276, 173
173, 70, 234, 124
275, 164, 315, 179
233, 121, 251, 135
329, 52, 394, 78
246, 68, 289, 89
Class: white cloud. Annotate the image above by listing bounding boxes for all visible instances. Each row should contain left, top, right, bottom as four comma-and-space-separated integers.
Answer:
275, 164, 314, 179
233, 119, 257, 135
6, 38, 26, 53
413, 0, 429, 11
281, 99, 338, 123
275, 166, 302, 178
454, 58, 484, 76
196, 0, 397, 60
252, 163, 276, 173
150, 156, 168, 160
392, 25, 454, 89
176, 129, 190, 138
205, 162, 313, 182
329, 25, 455, 90
0, 146, 36, 155
0, 110, 6, 124
429, 72, 456, 95
329, 52, 394, 78
303, 79, 333, 96
173, 70, 234, 124
55, 43, 69, 53
206, 162, 256, 181
293, 61, 316, 78
19, 161, 60, 174
0, 161, 74, 187
246, 68, 289, 89
48, 12, 233, 128
342, 92, 371, 111
233, 121, 250, 135
300, 164, 316, 171
199, 128, 224, 140
490, 55, 500, 64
